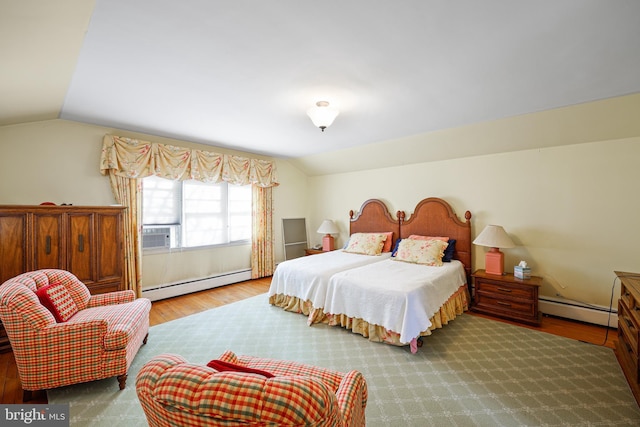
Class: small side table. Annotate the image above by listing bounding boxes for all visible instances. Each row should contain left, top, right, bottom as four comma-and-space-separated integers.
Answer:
304, 248, 325, 256
471, 269, 542, 326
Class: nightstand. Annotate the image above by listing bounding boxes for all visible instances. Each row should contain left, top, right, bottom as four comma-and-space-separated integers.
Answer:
304, 248, 326, 256
471, 269, 542, 326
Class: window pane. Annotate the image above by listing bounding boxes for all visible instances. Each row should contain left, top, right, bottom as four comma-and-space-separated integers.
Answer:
142, 176, 181, 224
183, 180, 225, 247
228, 184, 252, 242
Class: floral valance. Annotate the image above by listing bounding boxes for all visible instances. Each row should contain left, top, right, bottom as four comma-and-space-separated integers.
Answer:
100, 135, 278, 187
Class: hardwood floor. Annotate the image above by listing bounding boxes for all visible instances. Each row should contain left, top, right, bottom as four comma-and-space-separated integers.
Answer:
0, 277, 618, 404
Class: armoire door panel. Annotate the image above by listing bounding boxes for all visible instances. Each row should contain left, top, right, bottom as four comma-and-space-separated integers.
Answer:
68, 213, 95, 284
0, 213, 28, 284
96, 212, 122, 283
33, 214, 64, 271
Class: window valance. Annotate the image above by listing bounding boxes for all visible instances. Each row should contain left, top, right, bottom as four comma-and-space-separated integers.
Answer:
100, 135, 279, 187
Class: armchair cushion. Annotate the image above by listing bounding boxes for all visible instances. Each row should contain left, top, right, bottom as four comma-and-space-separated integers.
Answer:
36, 282, 78, 322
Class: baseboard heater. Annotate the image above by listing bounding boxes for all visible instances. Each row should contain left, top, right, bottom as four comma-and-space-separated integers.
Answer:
141, 269, 252, 302
539, 296, 618, 328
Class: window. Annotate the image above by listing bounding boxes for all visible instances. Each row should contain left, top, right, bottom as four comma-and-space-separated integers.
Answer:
142, 175, 252, 249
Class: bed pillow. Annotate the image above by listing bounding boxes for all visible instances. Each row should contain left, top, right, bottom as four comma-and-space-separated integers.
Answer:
408, 235, 450, 242
36, 282, 78, 322
391, 238, 402, 256
343, 232, 389, 256
380, 232, 394, 252
393, 238, 448, 266
442, 239, 457, 262
207, 359, 275, 378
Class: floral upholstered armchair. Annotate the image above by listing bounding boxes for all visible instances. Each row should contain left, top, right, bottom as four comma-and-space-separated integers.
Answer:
136, 350, 368, 427
0, 269, 151, 401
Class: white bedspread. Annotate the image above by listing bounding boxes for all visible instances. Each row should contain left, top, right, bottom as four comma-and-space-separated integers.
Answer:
269, 250, 391, 308
323, 259, 467, 344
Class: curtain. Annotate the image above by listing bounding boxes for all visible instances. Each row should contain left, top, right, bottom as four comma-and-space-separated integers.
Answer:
251, 185, 275, 278
100, 135, 279, 294
107, 173, 142, 296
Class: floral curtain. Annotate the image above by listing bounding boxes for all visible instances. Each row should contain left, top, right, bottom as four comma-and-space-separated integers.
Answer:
107, 173, 142, 296
100, 135, 279, 294
251, 185, 275, 278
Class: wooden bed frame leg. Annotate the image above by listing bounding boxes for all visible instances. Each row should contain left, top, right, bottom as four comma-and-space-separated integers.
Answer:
23, 389, 33, 402
117, 374, 127, 390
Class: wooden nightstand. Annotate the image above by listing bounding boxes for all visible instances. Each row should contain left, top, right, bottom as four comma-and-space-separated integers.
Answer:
471, 269, 542, 326
304, 248, 326, 256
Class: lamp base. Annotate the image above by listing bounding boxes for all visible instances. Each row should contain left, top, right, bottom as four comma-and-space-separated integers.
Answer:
322, 234, 335, 251
485, 248, 505, 275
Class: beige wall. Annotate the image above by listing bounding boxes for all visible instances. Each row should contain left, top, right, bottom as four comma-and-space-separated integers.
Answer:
2, 94, 639, 308
0, 119, 308, 289
304, 98, 640, 308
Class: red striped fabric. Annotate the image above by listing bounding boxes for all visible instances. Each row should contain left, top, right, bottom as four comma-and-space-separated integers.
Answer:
136, 352, 368, 426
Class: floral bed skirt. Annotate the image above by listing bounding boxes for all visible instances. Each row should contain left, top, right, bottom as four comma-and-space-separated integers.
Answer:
268, 285, 469, 351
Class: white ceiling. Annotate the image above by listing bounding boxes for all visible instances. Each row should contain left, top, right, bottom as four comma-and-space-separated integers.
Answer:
2, 0, 640, 159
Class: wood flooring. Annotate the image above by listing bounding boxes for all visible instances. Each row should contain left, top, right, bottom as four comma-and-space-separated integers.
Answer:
0, 276, 618, 404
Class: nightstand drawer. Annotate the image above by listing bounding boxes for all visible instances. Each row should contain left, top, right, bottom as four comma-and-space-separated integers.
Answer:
475, 294, 537, 318
476, 281, 536, 301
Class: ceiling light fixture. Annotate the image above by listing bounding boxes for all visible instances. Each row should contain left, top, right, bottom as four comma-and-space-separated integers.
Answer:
307, 101, 339, 132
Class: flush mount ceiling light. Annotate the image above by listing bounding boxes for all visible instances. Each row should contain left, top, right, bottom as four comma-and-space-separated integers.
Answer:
306, 101, 339, 132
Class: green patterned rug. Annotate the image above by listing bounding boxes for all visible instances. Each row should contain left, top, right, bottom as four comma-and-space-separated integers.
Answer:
48, 293, 640, 426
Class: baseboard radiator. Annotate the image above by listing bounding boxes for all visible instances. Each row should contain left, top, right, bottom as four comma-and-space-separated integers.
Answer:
539, 296, 618, 328
141, 269, 252, 302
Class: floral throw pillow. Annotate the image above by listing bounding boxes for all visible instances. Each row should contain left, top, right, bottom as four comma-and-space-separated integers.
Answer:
36, 282, 79, 322
394, 238, 448, 266
343, 232, 389, 256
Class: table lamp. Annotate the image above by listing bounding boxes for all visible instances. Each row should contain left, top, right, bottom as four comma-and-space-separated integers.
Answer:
473, 225, 515, 275
317, 219, 339, 251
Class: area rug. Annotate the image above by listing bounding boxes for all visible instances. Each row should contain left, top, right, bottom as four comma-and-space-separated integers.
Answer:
48, 293, 640, 426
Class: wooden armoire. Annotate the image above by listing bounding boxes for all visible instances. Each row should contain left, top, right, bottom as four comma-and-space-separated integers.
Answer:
0, 205, 126, 352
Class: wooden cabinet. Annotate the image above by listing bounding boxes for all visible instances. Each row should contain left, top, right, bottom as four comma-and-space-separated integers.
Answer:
615, 271, 640, 405
0, 205, 126, 352
0, 205, 125, 293
471, 269, 542, 326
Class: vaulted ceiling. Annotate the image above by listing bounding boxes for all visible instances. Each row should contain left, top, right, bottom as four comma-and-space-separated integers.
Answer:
2, 0, 640, 159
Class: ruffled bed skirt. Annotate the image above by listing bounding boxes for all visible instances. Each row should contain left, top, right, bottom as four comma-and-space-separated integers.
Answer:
268, 285, 469, 350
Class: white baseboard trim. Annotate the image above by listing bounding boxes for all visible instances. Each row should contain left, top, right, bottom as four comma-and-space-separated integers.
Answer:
539, 296, 618, 328
141, 269, 252, 302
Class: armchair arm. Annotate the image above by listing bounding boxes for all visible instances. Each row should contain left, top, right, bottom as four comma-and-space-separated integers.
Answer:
86, 290, 135, 308
335, 370, 368, 427
14, 320, 110, 391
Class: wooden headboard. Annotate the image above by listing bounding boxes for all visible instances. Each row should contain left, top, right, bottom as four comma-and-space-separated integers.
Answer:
349, 199, 400, 244
399, 197, 472, 280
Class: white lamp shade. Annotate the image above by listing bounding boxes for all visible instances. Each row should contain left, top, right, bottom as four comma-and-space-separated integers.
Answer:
317, 219, 339, 235
307, 101, 339, 129
472, 225, 515, 249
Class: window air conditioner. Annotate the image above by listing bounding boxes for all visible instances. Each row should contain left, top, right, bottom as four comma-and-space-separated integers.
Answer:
142, 227, 171, 249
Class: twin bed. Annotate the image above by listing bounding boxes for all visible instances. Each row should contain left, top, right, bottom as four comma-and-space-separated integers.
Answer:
268, 197, 472, 353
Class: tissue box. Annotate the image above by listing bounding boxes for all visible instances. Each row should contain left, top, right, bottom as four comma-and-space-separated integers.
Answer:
514, 265, 531, 279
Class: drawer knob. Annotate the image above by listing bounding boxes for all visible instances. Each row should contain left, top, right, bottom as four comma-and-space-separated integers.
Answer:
497, 301, 512, 307
497, 287, 512, 293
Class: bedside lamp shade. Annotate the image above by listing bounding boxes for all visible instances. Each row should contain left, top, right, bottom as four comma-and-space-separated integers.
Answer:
473, 225, 515, 275
317, 219, 339, 251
